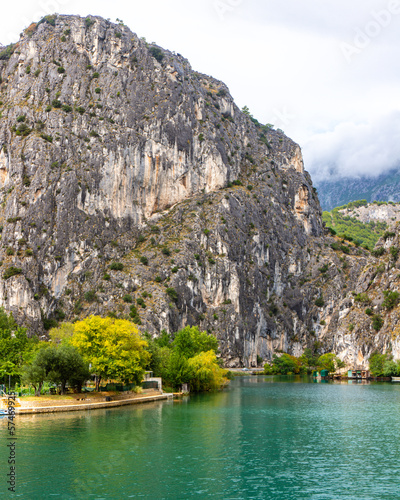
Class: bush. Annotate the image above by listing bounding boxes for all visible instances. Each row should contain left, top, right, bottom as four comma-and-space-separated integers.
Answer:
372, 247, 385, 257
84, 290, 97, 303
57, 67, 65, 74
62, 104, 72, 112
383, 231, 396, 240
129, 305, 142, 325
3, 267, 22, 280
137, 297, 146, 308
382, 290, 400, 310
162, 247, 171, 256
0, 43, 16, 61
319, 264, 329, 274
354, 293, 371, 304
372, 314, 383, 331
85, 17, 95, 28
40, 134, 53, 142
38, 15, 56, 27
390, 246, 399, 260
365, 308, 373, 316
110, 262, 124, 271
166, 288, 178, 301
149, 46, 164, 62
123, 295, 133, 303
52, 99, 62, 108
315, 296, 325, 307
16, 124, 31, 137
140, 256, 148, 265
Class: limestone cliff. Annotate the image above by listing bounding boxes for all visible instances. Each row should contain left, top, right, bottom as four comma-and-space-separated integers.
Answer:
318, 226, 400, 369
0, 14, 347, 367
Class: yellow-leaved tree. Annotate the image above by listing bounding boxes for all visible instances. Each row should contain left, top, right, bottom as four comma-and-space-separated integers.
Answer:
71, 316, 150, 390
187, 350, 228, 392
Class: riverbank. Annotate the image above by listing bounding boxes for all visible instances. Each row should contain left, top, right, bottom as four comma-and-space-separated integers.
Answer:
14, 389, 173, 414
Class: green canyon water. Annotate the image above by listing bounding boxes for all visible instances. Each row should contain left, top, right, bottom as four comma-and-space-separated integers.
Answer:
2, 376, 400, 499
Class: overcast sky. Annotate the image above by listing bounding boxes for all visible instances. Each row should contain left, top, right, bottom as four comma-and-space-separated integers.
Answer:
1, 0, 400, 182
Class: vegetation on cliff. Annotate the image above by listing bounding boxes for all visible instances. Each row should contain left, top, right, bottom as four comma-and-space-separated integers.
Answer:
322, 201, 387, 249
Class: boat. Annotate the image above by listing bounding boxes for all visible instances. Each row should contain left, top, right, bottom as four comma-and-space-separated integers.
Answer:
391, 377, 400, 382
0, 409, 9, 416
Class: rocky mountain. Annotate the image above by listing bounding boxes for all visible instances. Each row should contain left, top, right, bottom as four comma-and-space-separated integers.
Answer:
338, 201, 400, 225
315, 168, 400, 211
0, 14, 398, 369
319, 227, 400, 368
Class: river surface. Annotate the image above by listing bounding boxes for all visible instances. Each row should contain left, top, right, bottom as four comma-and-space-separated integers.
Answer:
2, 376, 400, 499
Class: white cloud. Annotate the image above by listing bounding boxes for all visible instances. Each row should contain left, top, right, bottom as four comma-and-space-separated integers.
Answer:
303, 112, 400, 182
1, 0, 400, 185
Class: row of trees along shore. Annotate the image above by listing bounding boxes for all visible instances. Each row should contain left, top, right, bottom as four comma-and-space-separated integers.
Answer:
0, 308, 228, 395
263, 351, 346, 375
264, 350, 400, 376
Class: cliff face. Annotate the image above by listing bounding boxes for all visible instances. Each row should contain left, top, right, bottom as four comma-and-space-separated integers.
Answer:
0, 14, 360, 367
318, 226, 400, 369
339, 202, 400, 224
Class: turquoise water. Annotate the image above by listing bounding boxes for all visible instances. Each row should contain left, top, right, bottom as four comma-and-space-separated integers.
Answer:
2, 376, 400, 499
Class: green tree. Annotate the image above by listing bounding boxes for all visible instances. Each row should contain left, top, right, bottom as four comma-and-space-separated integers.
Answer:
317, 353, 345, 373
187, 351, 228, 392
50, 344, 90, 394
299, 348, 319, 369
172, 326, 218, 358
368, 352, 400, 376
264, 353, 302, 375
0, 307, 37, 385
71, 316, 150, 390
369, 352, 387, 376
48, 322, 74, 345
21, 346, 55, 396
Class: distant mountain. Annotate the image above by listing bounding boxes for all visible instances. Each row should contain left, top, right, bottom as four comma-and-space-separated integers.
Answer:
315, 168, 400, 211
321, 200, 400, 249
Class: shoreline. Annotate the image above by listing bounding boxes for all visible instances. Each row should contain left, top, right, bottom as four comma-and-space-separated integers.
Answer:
14, 392, 173, 415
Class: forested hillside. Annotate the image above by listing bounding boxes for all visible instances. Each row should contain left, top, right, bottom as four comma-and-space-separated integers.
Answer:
322, 200, 389, 249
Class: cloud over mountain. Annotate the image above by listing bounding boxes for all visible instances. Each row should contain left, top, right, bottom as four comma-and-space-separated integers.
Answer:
303, 112, 400, 183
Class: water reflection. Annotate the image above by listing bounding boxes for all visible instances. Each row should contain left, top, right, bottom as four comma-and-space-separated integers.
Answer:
3, 377, 400, 499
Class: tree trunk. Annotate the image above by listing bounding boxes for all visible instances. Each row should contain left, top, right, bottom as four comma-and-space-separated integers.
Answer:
95, 375, 101, 392
35, 382, 43, 397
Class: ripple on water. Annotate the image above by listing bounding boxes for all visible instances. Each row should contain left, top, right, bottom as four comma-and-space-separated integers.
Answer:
4, 378, 400, 499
